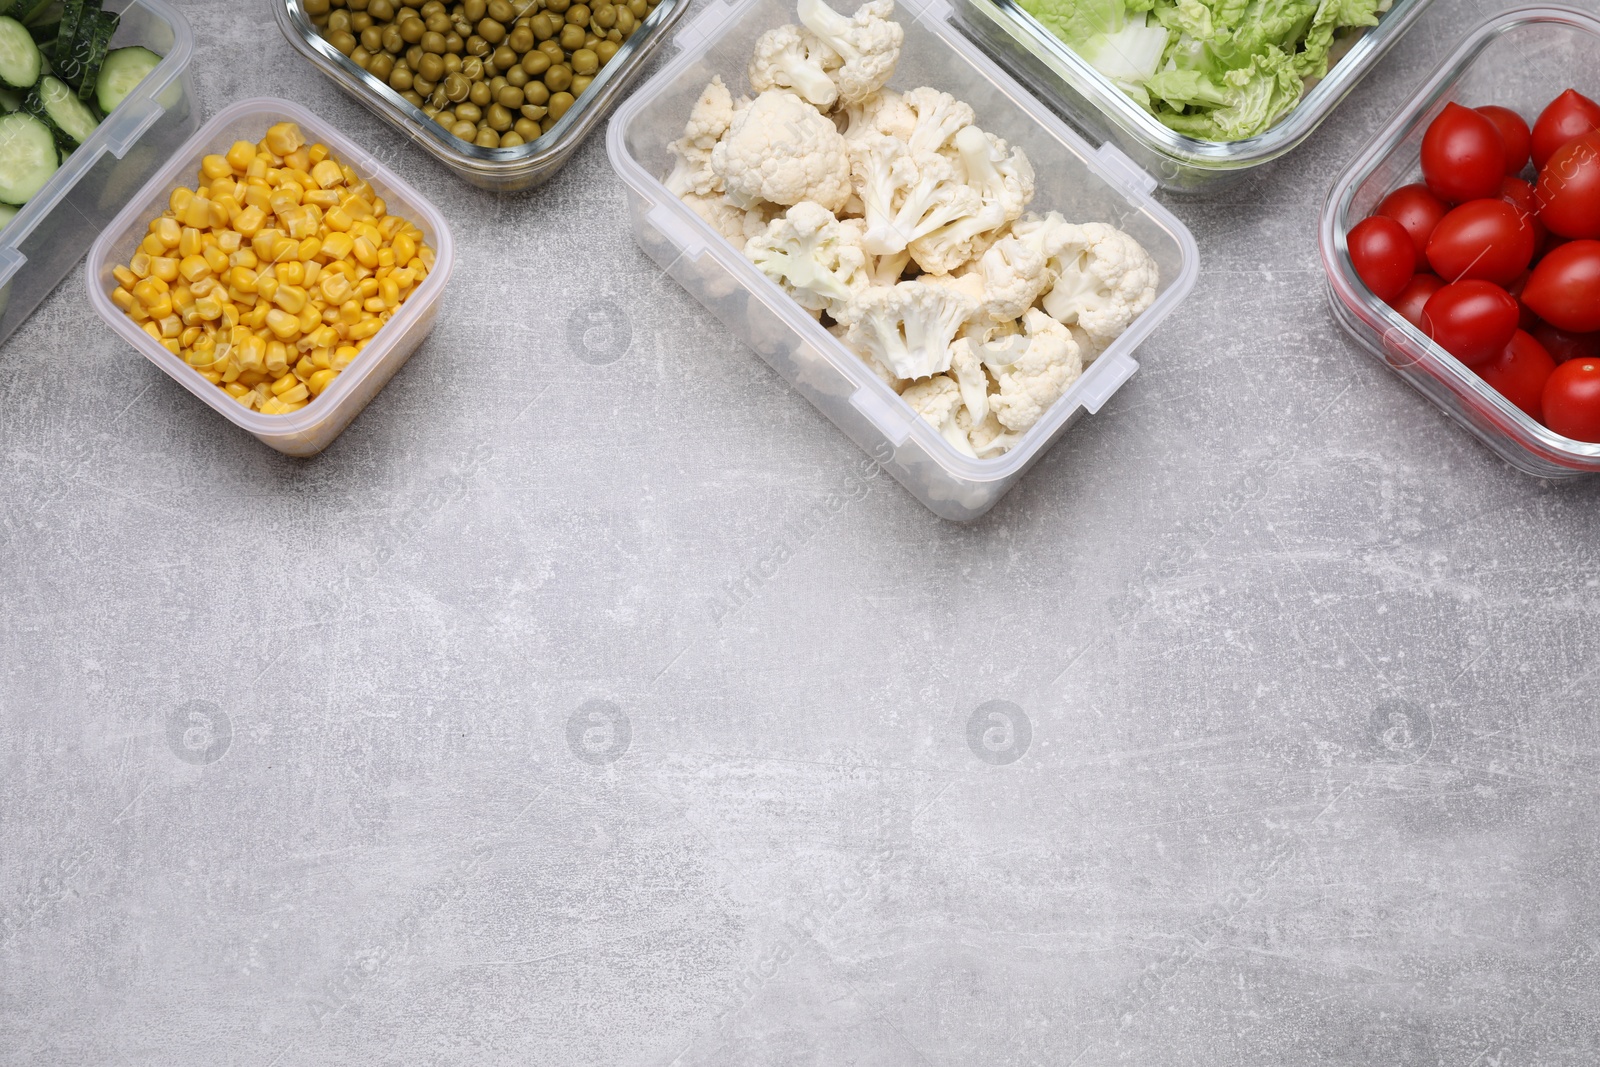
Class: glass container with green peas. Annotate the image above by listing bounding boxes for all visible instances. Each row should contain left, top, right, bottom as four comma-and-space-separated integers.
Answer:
304, 0, 661, 147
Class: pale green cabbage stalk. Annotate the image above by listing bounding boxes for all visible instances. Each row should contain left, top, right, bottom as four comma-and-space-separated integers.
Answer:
1016, 0, 1393, 140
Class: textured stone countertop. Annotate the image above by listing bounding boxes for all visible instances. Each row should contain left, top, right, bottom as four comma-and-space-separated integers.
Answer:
4, 0, 1600, 1063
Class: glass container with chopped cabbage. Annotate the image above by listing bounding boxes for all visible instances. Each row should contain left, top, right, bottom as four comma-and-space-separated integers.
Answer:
1015, 0, 1394, 140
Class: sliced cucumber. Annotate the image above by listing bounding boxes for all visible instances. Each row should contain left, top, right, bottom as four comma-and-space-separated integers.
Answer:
0, 112, 58, 203
0, 16, 40, 90
95, 45, 158, 113
0, 201, 17, 229
54, 2, 105, 88
27, 74, 94, 146
72, 8, 113, 99
28, 19, 56, 44
52, 0, 83, 65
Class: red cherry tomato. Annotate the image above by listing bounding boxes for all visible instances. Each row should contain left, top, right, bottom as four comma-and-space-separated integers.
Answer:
1348, 215, 1415, 301
1476, 329, 1556, 420
1425, 198, 1536, 285
1377, 183, 1450, 266
1391, 273, 1444, 329
1531, 89, 1600, 170
1478, 105, 1532, 174
1532, 322, 1600, 363
1542, 357, 1600, 441
1521, 239, 1600, 332
1422, 280, 1521, 367
1499, 176, 1547, 245
1422, 102, 1508, 203
1535, 131, 1600, 239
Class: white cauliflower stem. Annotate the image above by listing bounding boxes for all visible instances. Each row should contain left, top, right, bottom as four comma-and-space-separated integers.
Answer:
746, 202, 868, 314
665, 77, 735, 196
712, 90, 853, 212
839, 280, 979, 380
797, 0, 903, 105
748, 25, 841, 109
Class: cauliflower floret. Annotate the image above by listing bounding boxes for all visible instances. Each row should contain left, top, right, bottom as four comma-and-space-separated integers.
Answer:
901, 375, 978, 457
797, 0, 903, 106
901, 86, 975, 154
748, 25, 841, 109
1018, 214, 1159, 353
851, 134, 981, 256
966, 231, 1050, 322
865, 247, 911, 285
833, 321, 910, 392
979, 308, 1083, 432
840, 89, 916, 143
838, 279, 980, 380
681, 191, 751, 245
664, 76, 735, 196
746, 201, 869, 315
908, 126, 1034, 275
712, 90, 852, 212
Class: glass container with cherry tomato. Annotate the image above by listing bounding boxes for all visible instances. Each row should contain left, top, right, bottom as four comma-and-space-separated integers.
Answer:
1322, 7, 1600, 477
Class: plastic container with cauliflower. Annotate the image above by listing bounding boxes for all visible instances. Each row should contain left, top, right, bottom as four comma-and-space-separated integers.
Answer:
607, 0, 1198, 521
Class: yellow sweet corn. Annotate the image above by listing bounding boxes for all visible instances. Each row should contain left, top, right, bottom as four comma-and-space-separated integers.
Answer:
110, 123, 432, 414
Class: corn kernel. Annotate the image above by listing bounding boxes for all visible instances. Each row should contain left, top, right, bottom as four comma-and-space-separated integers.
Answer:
150, 257, 180, 283
337, 299, 362, 325
130, 252, 153, 278
297, 237, 323, 263
308, 143, 329, 164
155, 217, 182, 249
354, 277, 379, 299
180, 325, 201, 347
273, 285, 308, 315
113, 265, 139, 289
265, 309, 301, 341
255, 274, 280, 303
162, 339, 181, 356
279, 382, 310, 404
362, 296, 386, 314
169, 187, 193, 216
178, 255, 211, 282
145, 294, 174, 320
229, 248, 259, 270
112, 287, 135, 312
331, 345, 359, 371
231, 267, 259, 293
259, 395, 287, 414
236, 209, 268, 241
241, 180, 271, 211
140, 233, 166, 257
203, 245, 230, 274
142, 320, 162, 340
306, 368, 338, 395
265, 122, 305, 156
269, 372, 299, 396
271, 236, 298, 263
376, 246, 397, 270
200, 154, 232, 181
131, 277, 167, 304
349, 317, 382, 341
129, 303, 150, 323
302, 261, 322, 288
182, 195, 212, 229
188, 275, 216, 298
284, 147, 312, 173
390, 267, 416, 290
293, 356, 316, 381
225, 140, 257, 172
276, 260, 305, 287
160, 315, 182, 339
265, 341, 289, 375
310, 159, 343, 189
224, 381, 251, 399
391, 233, 416, 265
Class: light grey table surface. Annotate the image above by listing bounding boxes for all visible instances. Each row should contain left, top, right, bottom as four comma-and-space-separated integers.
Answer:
5, 0, 1600, 1063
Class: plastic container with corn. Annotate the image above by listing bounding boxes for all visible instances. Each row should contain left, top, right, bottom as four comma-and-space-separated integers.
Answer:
107, 120, 436, 416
